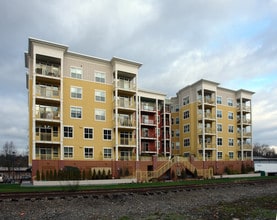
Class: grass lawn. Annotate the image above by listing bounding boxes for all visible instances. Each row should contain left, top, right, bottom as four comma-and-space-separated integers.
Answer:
0, 176, 276, 193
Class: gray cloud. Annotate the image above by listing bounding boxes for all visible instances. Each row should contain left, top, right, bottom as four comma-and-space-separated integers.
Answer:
0, 0, 276, 151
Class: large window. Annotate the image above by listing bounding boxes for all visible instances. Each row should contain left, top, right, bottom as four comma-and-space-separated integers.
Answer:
64, 126, 73, 138
95, 109, 106, 121
228, 125, 234, 133
103, 148, 112, 159
70, 67, 82, 79
228, 112, 234, 120
103, 129, 112, 140
183, 124, 190, 133
70, 87, 82, 99
218, 152, 223, 160
217, 110, 222, 118
227, 98, 233, 106
217, 96, 222, 104
183, 96, 189, 105
183, 110, 189, 119
217, 124, 222, 132
95, 72, 106, 83
64, 146, 73, 158
217, 138, 223, 146
183, 138, 190, 147
70, 106, 82, 119
229, 152, 234, 159
84, 147, 94, 159
95, 90, 106, 102
228, 138, 234, 146
84, 127, 93, 139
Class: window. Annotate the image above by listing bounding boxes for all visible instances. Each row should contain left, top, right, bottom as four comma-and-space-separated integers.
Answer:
227, 98, 233, 106
171, 118, 174, 125
171, 130, 174, 137
218, 152, 223, 160
103, 129, 112, 140
228, 112, 234, 120
64, 146, 73, 158
103, 148, 112, 159
70, 106, 82, 118
84, 127, 93, 139
95, 72, 106, 83
217, 110, 222, 118
217, 124, 222, 132
183, 110, 189, 119
70, 87, 82, 99
228, 138, 234, 146
175, 105, 179, 112
95, 90, 106, 102
63, 126, 73, 138
176, 142, 180, 150
176, 130, 180, 137
70, 67, 82, 79
217, 96, 222, 104
84, 147, 94, 159
229, 152, 234, 159
95, 109, 106, 121
183, 124, 190, 133
217, 138, 223, 146
184, 138, 190, 147
183, 96, 189, 105
175, 117, 179, 124
228, 125, 234, 133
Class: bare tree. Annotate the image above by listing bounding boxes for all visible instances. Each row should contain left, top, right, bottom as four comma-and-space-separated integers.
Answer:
1, 141, 17, 177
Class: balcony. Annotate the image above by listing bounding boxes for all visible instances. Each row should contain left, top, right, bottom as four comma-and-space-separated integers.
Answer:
198, 143, 216, 149
141, 103, 156, 112
119, 138, 136, 147
116, 79, 136, 94
36, 131, 60, 143
36, 106, 60, 121
141, 133, 157, 139
118, 118, 136, 128
141, 118, 156, 126
237, 118, 251, 124
36, 63, 60, 78
237, 105, 251, 112
36, 85, 60, 100
237, 131, 252, 138
198, 128, 216, 134
117, 97, 136, 110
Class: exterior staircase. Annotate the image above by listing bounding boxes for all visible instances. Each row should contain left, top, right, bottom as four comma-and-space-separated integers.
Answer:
136, 156, 213, 182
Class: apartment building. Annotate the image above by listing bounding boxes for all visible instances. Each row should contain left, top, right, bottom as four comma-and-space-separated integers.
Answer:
25, 38, 171, 178
170, 79, 254, 163
25, 38, 254, 179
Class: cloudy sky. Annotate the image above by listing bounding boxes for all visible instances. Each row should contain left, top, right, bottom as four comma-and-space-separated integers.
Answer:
0, 0, 277, 153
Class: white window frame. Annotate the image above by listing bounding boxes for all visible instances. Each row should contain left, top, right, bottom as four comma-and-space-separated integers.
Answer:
228, 138, 234, 146
84, 127, 94, 140
95, 109, 106, 121
103, 147, 112, 159
217, 123, 222, 132
95, 90, 106, 102
183, 110, 190, 119
70, 106, 82, 119
228, 112, 234, 120
64, 126, 73, 138
228, 125, 234, 133
103, 129, 112, 140
218, 151, 223, 160
70, 86, 82, 99
229, 151, 234, 159
217, 109, 222, 118
183, 138, 190, 147
217, 96, 222, 104
217, 137, 223, 146
176, 142, 180, 150
84, 147, 94, 159
95, 71, 106, 83
183, 124, 190, 133
64, 146, 74, 158
183, 96, 189, 105
227, 98, 233, 106
70, 67, 82, 79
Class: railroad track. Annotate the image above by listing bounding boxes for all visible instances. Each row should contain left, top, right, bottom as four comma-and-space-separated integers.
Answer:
1, 178, 276, 202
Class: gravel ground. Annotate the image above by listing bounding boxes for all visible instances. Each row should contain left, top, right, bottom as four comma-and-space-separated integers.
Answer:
1, 182, 276, 220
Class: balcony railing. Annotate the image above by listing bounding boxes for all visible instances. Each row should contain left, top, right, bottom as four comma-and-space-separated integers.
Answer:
36, 106, 60, 120
36, 63, 60, 78
237, 118, 251, 124
141, 103, 156, 111
118, 119, 135, 127
198, 128, 216, 134
117, 79, 136, 91
141, 118, 156, 125
237, 132, 252, 138
117, 97, 135, 109
119, 138, 136, 146
36, 85, 60, 99
141, 134, 156, 139
36, 132, 60, 142
237, 105, 251, 112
